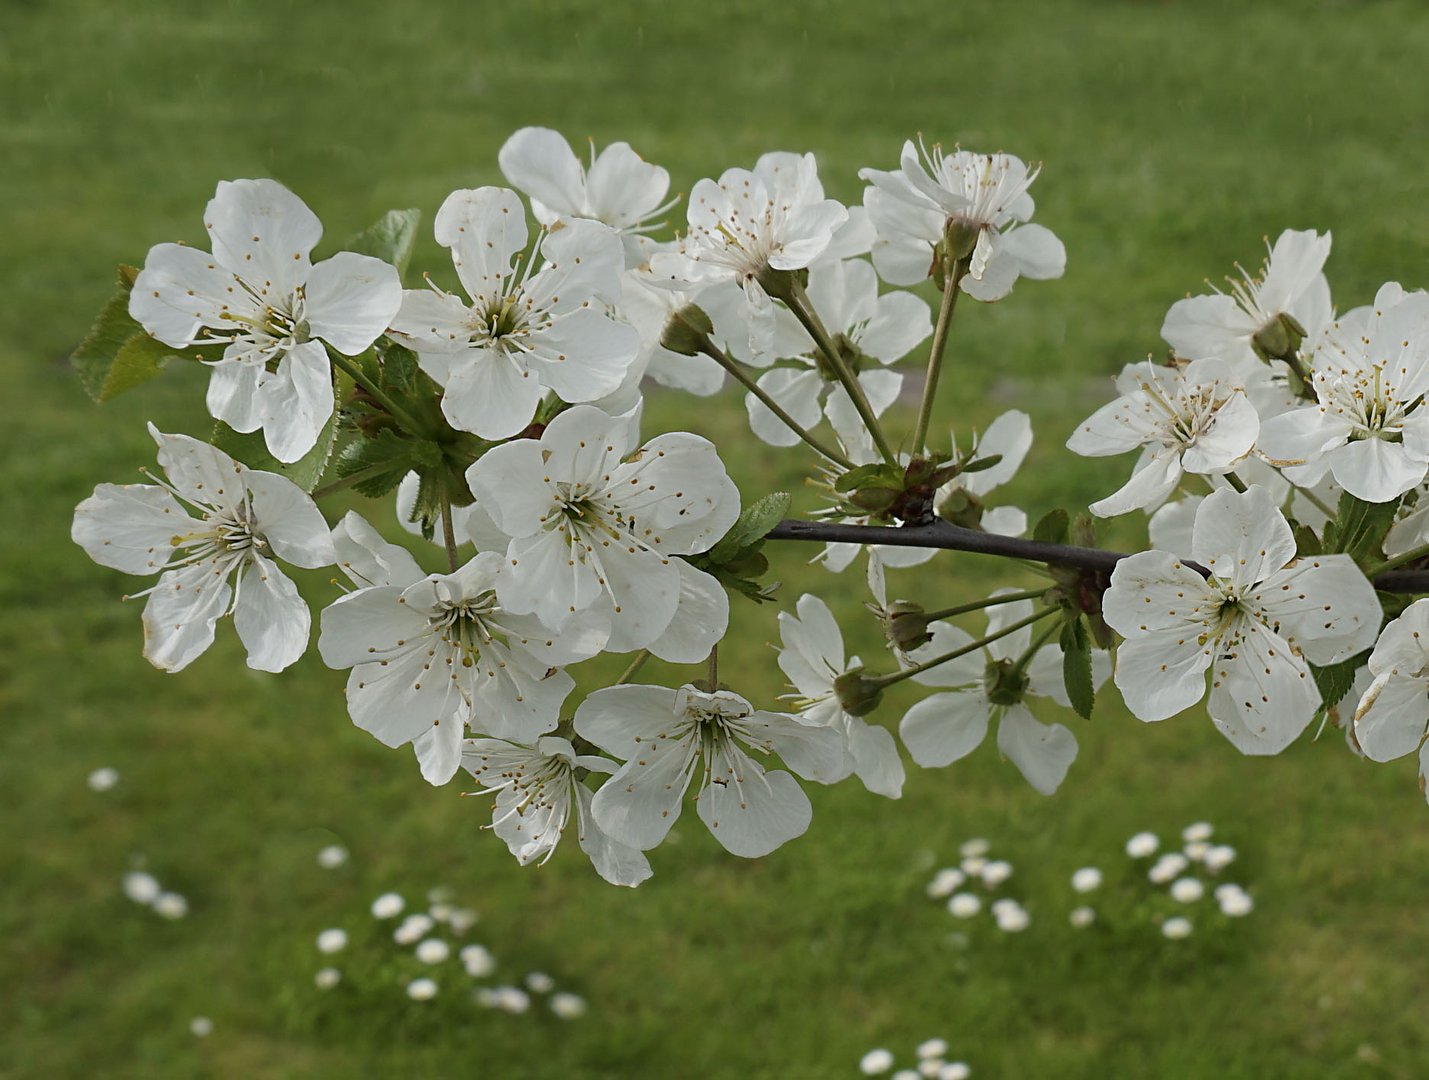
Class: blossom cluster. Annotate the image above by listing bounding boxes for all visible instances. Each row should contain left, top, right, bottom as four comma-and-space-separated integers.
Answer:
70, 125, 1429, 895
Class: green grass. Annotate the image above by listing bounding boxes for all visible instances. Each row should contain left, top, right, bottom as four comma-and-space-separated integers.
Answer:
5, 1, 1429, 1076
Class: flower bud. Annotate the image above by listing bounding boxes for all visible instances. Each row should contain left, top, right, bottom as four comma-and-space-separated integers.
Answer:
936, 487, 985, 530
833, 670, 884, 717
983, 658, 1029, 707
945, 218, 982, 262
1251, 312, 1306, 363
658, 303, 715, 356
885, 601, 932, 652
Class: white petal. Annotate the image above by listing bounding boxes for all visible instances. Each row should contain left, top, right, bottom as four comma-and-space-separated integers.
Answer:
1256, 554, 1379, 666
524, 308, 641, 403
257, 339, 333, 463
243, 470, 335, 568
441, 348, 544, 439
205, 178, 321, 293
331, 511, 425, 588
573, 783, 653, 887
965, 410, 1034, 496
232, 556, 309, 672
434, 187, 528, 306
996, 705, 1077, 795
590, 740, 694, 850
130, 242, 250, 347
648, 561, 729, 664
304, 252, 402, 355
1089, 448, 1182, 517
900, 691, 990, 767
845, 717, 905, 798
151, 426, 245, 506
141, 561, 232, 672
205, 359, 265, 434
1191, 485, 1296, 589
1207, 619, 1319, 754
858, 289, 933, 364
696, 764, 811, 857
317, 585, 429, 669
586, 142, 671, 229
72, 484, 184, 575
1000, 223, 1065, 280
1354, 672, 1429, 762
1161, 294, 1259, 363
1328, 438, 1428, 503
498, 128, 586, 220
743, 710, 848, 783
746, 367, 823, 447
1112, 632, 1214, 722
574, 684, 678, 757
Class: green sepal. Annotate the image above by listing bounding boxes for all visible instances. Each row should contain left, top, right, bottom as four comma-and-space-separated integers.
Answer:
958, 453, 1004, 475
344, 209, 421, 277
1059, 619, 1095, 720
1033, 508, 1071, 546
708, 491, 790, 563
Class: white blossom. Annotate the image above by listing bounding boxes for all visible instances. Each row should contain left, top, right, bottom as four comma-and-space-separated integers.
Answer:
319, 518, 602, 784
860, 1048, 896, 1075
742, 258, 928, 447
87, 767, 119, 792
524, 971, 556, 994
123, 871, 161, 905
406, 978, 438, 1001
947, 893, 981, 918
316, 928, 347, 954
994, 903, 1030, 932
461, 944, 496, 977
415, 938, 449, 964
1161, 916, 1193, 940
1125, 832, 1159, 858
1103, 485, 1380, 754
1162, 229, 1332, 368
1352, 598, 1429, 763
1258, 283, 1429, 502
1170, 877, 1205, 903
1067, 358, 1258, 517
1183, 821, 1214, 843
550, 991, 588, 1019
926, 869, 966, 899
73, 426, 334, 673
154, 892, 189, 920
498, 127, 674, 265
466, 404, 739, 657
578, 684, 845, 858
461, 735, 652, 887
1204, 845, 1237, 873
917, 1039, 949, 1060
189, 1017, 213, 1038
1215, 884, 1254, 917
394, 913, 434, 946
1070, 906, 1096, 929
314, 967, 341, 990
776, 593, 906, 798
390, 187, 640, 439
316, 844, 348, 869
370, 892, 404, 919
130, 179, 401, 462
1149, 853, 1190, 885
1071, 867, 1102, 893
478, 986, 531, 1014
860, 139, 1064, 299
898, 596, 1109, 796
980, 860, 1013, 888
960, 838, 991, 858
650, 151, 848, 356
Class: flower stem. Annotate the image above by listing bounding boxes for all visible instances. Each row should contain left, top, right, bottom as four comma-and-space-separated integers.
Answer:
869, 606, 1055, 689
1291, 483, 1335, 520
696, 340, 855, 469
1369, 540, 1429, 577
912, 257, 969, 455
1010, 619, 1063, 677
707, 645, 719, 691
615, 649, 652, 685
1223, 471, 1248, 493
327, 347, 429, 436
923, 587, 1049, 622
784, 278, 899, 469
439, 491, 460, 573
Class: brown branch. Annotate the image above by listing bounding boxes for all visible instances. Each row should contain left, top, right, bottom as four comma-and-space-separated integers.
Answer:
764, 519, 1429, 594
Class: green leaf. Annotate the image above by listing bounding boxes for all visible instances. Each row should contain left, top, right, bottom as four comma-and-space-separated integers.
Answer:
834, 463, 900, 494
377, 338, 422, 395
72, 272, 202, 403
212, 407, 341, 493
1059, 619, 1095, 720
1310, 649, 1370, 711
331, 429, 428, 499
1033, 508, 1070, 546
345, 209, 421, 276
708, 491, 790, 563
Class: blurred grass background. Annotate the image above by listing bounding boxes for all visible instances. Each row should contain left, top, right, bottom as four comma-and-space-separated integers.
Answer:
4, 0, 1429, 1076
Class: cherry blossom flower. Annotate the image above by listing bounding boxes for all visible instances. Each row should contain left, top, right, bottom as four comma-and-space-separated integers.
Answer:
1067, 358, 1259, 517
947, 893, 981, 918
461, 735, 652, 887
370, 893, 404, 919
860, 139, 1064, 299
776, 593, 906, 798
1125, 832, 1159, 858
578, 684, 846, 858
550, 991, 587, 1019
1351, 599, 1429, 764
314, 968, 341, 990
72, 425, 334, 673
1161, 916, 1193, 940
1162, 229, 1332, 368
1071, 867, 1102, 893
318, 515, 604, 785
390, 186, 640, 439
650, 151, 848, 356
406, 978, 438, 1001
743, 258, 929, 447
1258, 284, 1429, 502
1103, 485, 1380, 753
130, 180, 401, 463
898, 596, 1109, 795
316, 928, 348, 954
465, 404, 739, 656
498, 127, 674, 266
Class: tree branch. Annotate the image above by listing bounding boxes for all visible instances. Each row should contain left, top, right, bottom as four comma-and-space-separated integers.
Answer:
764, 518, 1429, 594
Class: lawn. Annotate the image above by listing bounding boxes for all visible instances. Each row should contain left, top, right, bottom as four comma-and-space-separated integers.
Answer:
4, 1, 1429, 1077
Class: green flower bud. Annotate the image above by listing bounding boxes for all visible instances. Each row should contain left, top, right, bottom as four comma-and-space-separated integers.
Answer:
1251, 312, 1306, 363
658, 303, 715, 357
886, 601, 932, 652
833, 670, 884, 717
